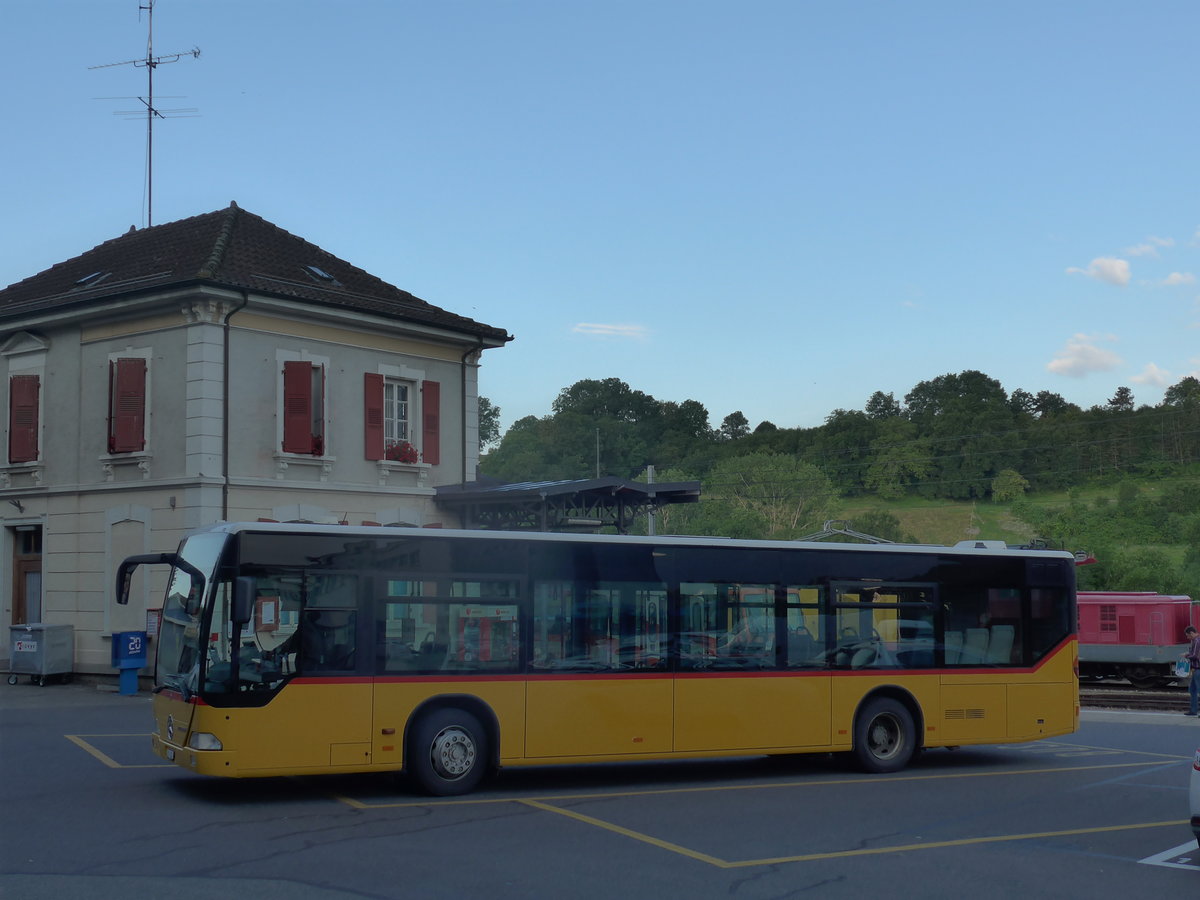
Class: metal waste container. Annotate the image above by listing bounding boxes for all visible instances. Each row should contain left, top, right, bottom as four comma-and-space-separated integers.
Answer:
8, 623, 74, 686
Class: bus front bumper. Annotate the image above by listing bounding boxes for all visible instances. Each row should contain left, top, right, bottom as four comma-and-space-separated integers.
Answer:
152, 733, 235, 776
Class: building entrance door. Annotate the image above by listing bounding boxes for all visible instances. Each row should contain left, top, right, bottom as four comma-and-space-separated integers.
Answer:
12, 526, 43, 624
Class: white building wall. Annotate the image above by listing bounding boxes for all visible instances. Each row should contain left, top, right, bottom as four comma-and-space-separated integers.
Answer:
0, 289, 485, 675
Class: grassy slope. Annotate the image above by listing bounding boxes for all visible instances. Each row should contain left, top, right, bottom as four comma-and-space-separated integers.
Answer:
839, 471, 1197, 555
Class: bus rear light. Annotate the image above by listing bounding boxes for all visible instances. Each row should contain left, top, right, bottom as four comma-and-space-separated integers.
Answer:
188, 732, 223, 751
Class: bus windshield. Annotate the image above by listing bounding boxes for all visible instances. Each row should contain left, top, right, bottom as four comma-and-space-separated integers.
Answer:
155, 532, 230, 698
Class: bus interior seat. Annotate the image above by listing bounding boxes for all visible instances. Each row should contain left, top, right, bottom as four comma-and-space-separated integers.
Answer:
963, 628, 990, 663
944, 632, 963, 663
850, 646, 877, 668
986, 625, 1014, 664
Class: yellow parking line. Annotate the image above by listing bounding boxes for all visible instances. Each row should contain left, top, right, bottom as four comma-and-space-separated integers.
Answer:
64, 733, 171, 769
519, 799, 730, 867
65, 734, 125, 768
726, 819, 1191, 867
342, 758, 1177, 809
517, 797, 1188, 868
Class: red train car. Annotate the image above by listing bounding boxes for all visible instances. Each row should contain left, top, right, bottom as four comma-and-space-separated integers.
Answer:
1077, 591, 1197, 688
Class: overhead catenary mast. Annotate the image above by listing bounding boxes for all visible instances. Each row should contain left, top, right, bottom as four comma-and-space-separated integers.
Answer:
91, 0, 200, 227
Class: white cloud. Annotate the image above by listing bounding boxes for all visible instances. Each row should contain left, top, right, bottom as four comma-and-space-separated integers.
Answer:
1131, 362, 1171, 387
1066, 257, 1130, 286
1125, 236, 1173, 257
572, 322, 649, 339
1046, 333, 1123, 377
1162, 271, 1196, 286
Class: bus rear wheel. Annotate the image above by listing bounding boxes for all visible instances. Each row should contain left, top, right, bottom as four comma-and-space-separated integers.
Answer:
853, 697, 916, 774
408, 709, 488, 796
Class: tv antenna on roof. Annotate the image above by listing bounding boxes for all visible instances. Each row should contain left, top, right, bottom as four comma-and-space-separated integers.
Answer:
90, 0, 200, 227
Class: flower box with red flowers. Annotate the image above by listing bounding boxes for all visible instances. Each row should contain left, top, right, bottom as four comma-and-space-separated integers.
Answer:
385, 441, 420, 464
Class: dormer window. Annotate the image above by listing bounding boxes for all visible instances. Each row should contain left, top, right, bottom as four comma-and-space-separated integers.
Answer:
74, 271, 111, 288
303, 265, 340, 285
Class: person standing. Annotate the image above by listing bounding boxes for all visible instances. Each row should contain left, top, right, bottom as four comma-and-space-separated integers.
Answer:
1184, 625, 1200, 717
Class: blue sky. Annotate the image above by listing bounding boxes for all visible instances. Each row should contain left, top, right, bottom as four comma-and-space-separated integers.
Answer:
3, 1, 1198, 436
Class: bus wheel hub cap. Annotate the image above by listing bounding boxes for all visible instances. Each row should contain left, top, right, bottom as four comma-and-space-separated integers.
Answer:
432, 727, 475, 777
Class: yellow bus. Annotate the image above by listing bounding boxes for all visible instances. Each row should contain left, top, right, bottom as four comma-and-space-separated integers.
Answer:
120, 523, 1078, 795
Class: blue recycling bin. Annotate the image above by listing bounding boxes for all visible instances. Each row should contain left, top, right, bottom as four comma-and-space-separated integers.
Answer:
111, 631, 148, 695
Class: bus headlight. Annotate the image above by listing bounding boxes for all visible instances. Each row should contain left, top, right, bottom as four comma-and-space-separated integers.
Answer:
188, 732, 223, 751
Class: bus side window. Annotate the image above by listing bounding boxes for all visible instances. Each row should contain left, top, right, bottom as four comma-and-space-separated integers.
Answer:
300, 610, 356, 672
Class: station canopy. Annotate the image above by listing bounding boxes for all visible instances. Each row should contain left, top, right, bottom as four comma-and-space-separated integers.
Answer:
435, 476, 701, 533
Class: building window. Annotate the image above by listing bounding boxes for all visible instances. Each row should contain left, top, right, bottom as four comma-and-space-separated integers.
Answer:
282, 360, 325, 455
365, 373, 439, 464
108, 358, 147, 453
384, 379, 411, 452
8, 374, 40, 463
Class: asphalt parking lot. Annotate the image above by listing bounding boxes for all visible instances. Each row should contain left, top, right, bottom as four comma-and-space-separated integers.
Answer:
1, 679, 1197, 899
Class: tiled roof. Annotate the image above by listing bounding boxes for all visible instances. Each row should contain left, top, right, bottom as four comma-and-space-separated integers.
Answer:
0, 202, 511, 343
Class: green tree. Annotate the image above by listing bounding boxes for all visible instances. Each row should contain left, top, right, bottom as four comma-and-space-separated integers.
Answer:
1106, 386, 1134, 412
865, 391, 902, 419
552, 377, 657, 421
809, 408, 876, 495
1033, 390, 1077, 417
482, 378, 715, 482
478, 396, 501, 449
903, 371, 1018, 499
719, 411, 750, 441
863, 418, 932, 499
991, 469, 1029, 502
1163, 375, 1200, 408
703, 452, 839, 539
1008, 389, 1035, 416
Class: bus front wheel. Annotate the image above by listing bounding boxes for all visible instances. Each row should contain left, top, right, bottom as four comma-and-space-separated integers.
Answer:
852, 697, 916, 774
408, 709, 488, 796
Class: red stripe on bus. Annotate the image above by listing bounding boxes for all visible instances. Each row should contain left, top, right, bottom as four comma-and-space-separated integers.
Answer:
168, 637, 1076, 692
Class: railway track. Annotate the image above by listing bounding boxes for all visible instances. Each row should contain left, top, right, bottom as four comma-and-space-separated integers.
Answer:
1080, 683, 1191, 713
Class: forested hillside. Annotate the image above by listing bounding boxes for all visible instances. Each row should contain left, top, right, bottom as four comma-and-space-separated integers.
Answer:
480, 371, 1200, 596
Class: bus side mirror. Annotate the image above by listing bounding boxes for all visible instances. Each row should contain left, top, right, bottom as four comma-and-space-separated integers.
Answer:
232, 576, 256, 626
116, 562, 135, 606
115, 553, 180, 606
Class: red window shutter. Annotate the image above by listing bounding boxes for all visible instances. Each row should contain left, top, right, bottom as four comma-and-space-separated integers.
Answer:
282, 361, 314, 454
108, 358, 146, 453
421, 380, 440, 465
364, 373, 384, 461
8, 375, 39, 463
